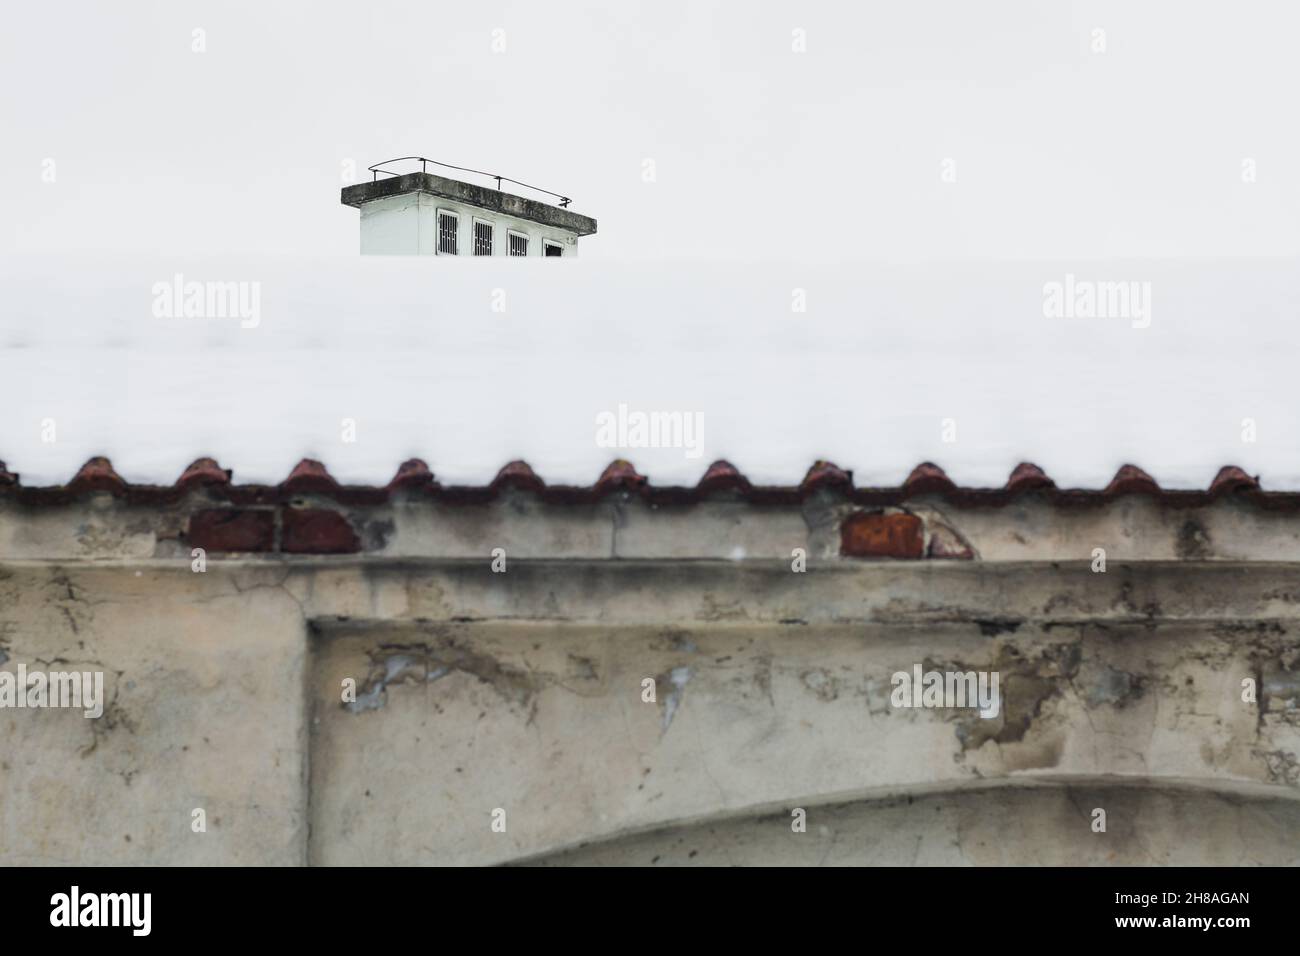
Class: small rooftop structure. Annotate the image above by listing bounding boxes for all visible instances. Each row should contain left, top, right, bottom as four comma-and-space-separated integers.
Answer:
341, 156, 597, 256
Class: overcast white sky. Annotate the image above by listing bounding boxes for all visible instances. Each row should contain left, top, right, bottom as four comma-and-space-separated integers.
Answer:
4, 0, 1300, 261
3, 2, 1299, 488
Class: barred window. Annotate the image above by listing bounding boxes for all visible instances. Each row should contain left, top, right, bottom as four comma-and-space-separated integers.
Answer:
437, 212, 458, 255
509, 232, 528, 256
473, 220, 493, 256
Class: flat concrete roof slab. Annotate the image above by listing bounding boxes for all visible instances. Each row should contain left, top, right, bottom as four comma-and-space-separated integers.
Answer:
341, 172, 597, 236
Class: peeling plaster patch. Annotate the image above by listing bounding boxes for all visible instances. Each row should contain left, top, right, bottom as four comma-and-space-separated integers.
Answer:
652, 629, 697, 654
1114, 579, 1162, 620
699, 594, 746, 622
1086, 666, 1146, 708
358, 516, 395, 552
347, 653, 425, 713
801, 668, 838, 702
1254, 749, 1300, 786
75, 518, 133, 556
565, 653, 598, 681
1263, 668, 1300, 714
348, 684, 387, 713
927, 522, 976, 560
950, 640, 1082, 753
863, 676, 894, 716
992, 731, 1066, 773
1176, 519, 1212, 560
1042, 591, 1085, 617
661, 666, 693, 734
344, 637, 533, 714
428, 642, 537, 707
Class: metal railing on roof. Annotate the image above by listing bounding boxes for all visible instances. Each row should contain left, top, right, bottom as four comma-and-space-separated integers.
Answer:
367, 156, 573, 208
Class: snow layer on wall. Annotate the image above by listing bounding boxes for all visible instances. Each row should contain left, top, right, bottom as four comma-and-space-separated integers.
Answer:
0, 254, 1295, 489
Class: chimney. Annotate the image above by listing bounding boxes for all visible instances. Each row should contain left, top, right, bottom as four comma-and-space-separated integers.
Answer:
340, 157, 597, 256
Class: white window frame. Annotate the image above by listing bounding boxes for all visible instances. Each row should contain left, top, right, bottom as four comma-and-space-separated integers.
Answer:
436, 208, 460, 256
472, 217, 494, 256
543, 239, 564, 258
508, 229, 530, 257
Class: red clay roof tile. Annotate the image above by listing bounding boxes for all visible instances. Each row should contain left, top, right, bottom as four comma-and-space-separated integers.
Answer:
0, 459, 1288, 509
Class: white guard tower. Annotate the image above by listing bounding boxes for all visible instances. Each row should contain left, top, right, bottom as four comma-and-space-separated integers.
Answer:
341, 156, 596, 256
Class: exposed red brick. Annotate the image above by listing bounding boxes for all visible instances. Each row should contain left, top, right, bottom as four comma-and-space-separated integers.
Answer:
0, 460, 15, 486
1209, 465, 1259, 496
188, 508, 275, 552
840, 511, 924, 559
1006, 462, 1054, 493
281, 508, 360, 554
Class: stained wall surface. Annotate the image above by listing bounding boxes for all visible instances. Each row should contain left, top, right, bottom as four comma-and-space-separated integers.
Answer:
1, 480, 1297, 865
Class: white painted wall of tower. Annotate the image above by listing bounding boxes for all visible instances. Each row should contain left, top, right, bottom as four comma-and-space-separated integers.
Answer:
357, 193, 582, 256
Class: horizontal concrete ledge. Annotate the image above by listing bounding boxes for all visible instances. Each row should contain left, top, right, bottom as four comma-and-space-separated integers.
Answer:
8, 558, 1300, 626
514, 776, 1300, 866
11, 557, 1300, 571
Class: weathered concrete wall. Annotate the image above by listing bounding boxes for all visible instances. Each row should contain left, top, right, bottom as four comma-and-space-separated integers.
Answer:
525, 782, 1300, 866
309, 615, 1296, 865
0, 565, 307, 865
0, 479, 1297, 865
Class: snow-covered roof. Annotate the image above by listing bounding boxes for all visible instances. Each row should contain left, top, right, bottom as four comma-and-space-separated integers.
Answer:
2, 255, 1295, 490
